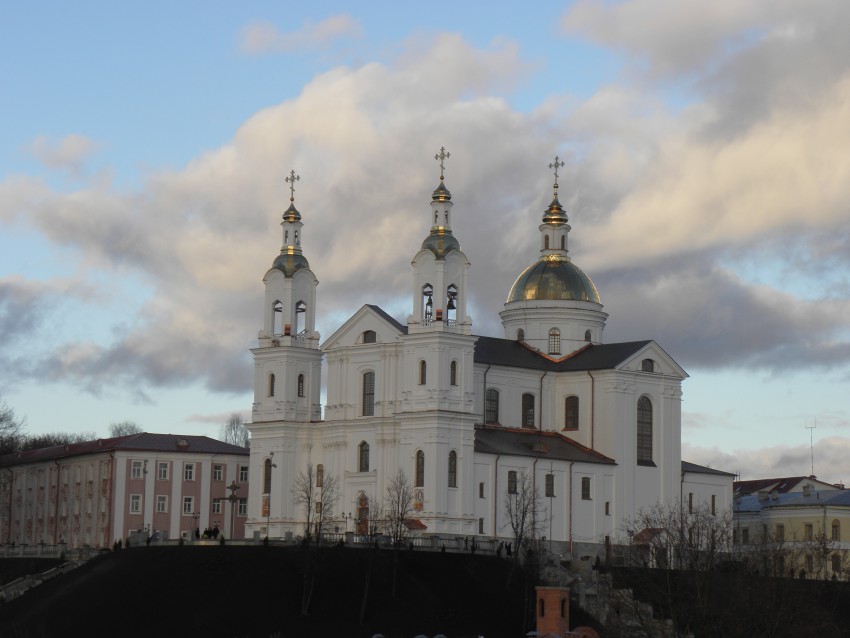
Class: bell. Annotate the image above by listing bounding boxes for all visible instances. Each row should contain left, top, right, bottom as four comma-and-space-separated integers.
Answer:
446, 295, 456, 310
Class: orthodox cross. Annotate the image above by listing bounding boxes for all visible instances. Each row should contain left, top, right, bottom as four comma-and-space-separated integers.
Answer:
285, 169, 300, 202
549, 155, 565, 194
435, 146, 451, 180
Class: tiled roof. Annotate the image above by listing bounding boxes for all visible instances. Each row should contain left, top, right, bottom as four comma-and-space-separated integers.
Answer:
0, 433, 249, 466
473, 336, 652, 372
681, 461, 736, 477
474, 425, 615, 465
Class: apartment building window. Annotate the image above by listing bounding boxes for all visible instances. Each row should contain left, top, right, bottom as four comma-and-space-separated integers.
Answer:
238, 498, 248, 516
239, 466, 249, 482
833, 554, 842, 573
213, 465, 223, 481
742, 527, 750, 544
130, 494, 142, 514
775, 524, 785, 542
156, 495, 168, 513
581, 477, 591, 500
212, 498, 222, 514
804, 523, 813, 541
832, 520, 840, 541
507, 471, 518, 495
131, 461, 143, 480
183, 496, 194, 514
184, 463, 195, 481
157, 462, 169, 480
545, 473, 555, 498
806, 555, 814, 574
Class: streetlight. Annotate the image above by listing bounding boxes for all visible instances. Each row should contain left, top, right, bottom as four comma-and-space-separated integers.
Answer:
227, 480, 240, 540
191, 512, 200, 541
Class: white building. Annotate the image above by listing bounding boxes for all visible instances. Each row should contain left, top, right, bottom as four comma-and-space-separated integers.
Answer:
245, 155, 732, 557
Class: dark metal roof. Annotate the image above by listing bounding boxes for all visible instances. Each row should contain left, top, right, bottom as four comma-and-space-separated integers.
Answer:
1, 433, 249, 467
736, 489, 850, 513
732, 476, 841, 495
474, 425, 615, 465
681, 461, 736, 477
366, 304, 408, 334
474, 336, 652, 372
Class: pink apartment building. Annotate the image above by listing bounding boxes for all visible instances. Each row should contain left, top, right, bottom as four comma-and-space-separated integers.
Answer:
0, 433, 250, 548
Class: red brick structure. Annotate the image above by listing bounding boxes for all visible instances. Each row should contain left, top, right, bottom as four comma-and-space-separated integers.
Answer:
536, 585, 570, 637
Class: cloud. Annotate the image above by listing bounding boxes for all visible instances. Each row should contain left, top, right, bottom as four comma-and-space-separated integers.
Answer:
25, 134, 100, 177
239, 14, 361, 55
684, 436, 850, 484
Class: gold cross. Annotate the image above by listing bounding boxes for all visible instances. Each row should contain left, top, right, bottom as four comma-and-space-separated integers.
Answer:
285, 169, 300, 202
549, 155, 565, 194
434, 146, 451, 180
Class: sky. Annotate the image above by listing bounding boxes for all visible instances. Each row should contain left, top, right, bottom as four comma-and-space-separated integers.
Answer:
1, 1, 849, 482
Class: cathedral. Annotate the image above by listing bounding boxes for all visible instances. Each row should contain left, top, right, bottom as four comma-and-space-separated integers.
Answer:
245, 151, 732, 557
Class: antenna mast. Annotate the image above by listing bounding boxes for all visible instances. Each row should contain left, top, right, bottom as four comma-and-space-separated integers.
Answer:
805, 419, 817, 477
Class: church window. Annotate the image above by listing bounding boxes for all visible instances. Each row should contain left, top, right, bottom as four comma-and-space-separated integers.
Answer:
804, 523, 813, 541
316, 464, 323, 487
479, 518, 484, 534
561, 235, 565, 249
641, 358, 655, 373
585, 329, 591, 342
544, 235, 550, 249
637, 396, 653, 465
295, 301, 306, 335
507, 471, 517, 494
605, 501, 610, 515
448, 451, 457, 488
358, 442, 370, 472
419, 360, 427, 385
517, 329, 524, 341
548, 328, 560, 355
450, 360, 457, 386
415, 451, 425, 487
268, 373, 275, 397
564, 396, 579, 430
446, 284, 458, 323
297, 374, 304, 397
362, 372, 375, 416
485, 389, 499, 424
272, 300, 283, 335
545, 473, 555, 497
522, 393, 535, 428
263, 459, 272, 494
284, 230, 289, 244
294, 230, 299, 245
832, 520, 840, 541
479, 482, 485, 498
362, 330, 376, 343
581, 476, 591, 500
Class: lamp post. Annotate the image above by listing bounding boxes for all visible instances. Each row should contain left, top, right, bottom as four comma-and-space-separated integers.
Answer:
227, 480, 240, 540
191, 512, 200, 541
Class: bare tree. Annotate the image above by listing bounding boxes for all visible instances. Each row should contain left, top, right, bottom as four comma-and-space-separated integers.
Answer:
220, 413, 250, 448
503, 470, 542, 557
384, 469, 416, 599
21, 431, 98, 450
290, 463, 339, 545
0, 400, 26, 455
109, 421, 143, 437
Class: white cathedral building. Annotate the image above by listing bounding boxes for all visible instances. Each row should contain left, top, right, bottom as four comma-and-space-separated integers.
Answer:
245, 154, 732, 557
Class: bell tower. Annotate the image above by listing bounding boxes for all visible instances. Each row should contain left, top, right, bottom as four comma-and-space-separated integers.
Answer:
251, 170, 322, 423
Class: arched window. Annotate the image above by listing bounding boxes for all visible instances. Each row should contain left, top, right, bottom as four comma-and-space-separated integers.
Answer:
485, 388, 499, 424
448, 451, 457, 488
565, 396, 579, 429
297, 374, 304, 397
358, 442, 370, 472
637, 396, 653, 464
641, 358, 655, 373
316, 464, 324, 487
419, 360, 427, 385
294, 300, 306, 335
548, 328, 561, 355
450, 360, 458, 386
268, 373, 276, 397
517, 329, 525, 341
415, 450, 425, 487
522, 393, 535, 428
507, 470, 517, 494
272, 300, 283, 335
544, 235, 550, 249
362, 372, 375, 416
362, 330, 376, 344
422, 284, 434, 321
584, 329, 592, 342
263, 458, 272, 494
